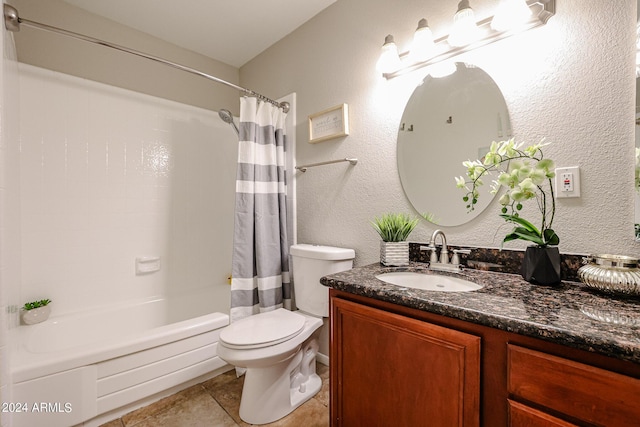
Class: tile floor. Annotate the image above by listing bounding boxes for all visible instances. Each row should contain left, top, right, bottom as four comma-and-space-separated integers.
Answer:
99, 363, 330, 427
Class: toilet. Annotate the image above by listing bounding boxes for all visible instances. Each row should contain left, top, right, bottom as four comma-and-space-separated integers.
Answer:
217, 244, 355, 425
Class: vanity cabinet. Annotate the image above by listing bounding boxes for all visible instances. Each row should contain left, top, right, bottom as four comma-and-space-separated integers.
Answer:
330, 297, 480, 427
329, 289, 640, 427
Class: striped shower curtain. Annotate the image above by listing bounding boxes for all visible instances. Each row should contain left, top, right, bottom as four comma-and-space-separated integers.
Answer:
230, 97, 292, 323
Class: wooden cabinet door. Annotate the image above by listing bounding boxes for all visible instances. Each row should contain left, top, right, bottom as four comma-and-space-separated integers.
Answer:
508, 400, 578, 427
330, 297, 481, 427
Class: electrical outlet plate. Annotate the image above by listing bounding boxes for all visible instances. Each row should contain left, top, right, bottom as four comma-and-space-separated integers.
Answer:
555, 166, 580, 198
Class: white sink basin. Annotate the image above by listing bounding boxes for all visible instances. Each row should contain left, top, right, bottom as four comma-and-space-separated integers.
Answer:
375, 272, 483, 292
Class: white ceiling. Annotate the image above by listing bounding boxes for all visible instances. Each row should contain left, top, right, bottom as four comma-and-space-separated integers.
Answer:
63, 0, 336, 68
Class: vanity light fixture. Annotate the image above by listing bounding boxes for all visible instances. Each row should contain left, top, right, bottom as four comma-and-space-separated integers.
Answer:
409, 19, 436, 63
376, 34, 402, 74
448, 0, 483, 48
378, 0, 555, 79
491, 0, 533, 32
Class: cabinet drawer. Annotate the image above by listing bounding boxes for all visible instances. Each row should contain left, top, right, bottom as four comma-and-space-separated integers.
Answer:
508, 344, 640, 426
508, 400, 577, 427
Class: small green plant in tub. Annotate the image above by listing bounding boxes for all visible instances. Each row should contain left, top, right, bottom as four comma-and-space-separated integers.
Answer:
23, 299, 51, 311
21, 299, 52, 325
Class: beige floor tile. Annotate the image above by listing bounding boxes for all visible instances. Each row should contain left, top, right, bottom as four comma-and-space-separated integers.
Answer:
99, 419, 124, 427
120, 385, 204, 426
204, 373, 245, 425
316, 363, 330, 380
314, 375, 330, 408
102, 362, 328, 427
202, 369, 240, 390
131, 390, 238, 427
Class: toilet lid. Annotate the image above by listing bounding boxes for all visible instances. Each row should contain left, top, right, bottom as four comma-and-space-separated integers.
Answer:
220, 308, 306, 349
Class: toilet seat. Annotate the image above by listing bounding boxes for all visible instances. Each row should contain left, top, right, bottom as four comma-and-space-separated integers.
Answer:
220, 308, 306, 350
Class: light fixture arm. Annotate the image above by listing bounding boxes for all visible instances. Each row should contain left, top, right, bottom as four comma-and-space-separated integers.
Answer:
382, 0, 555, 79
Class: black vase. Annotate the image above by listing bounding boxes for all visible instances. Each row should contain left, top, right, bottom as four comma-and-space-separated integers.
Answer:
521, 246, 561, 285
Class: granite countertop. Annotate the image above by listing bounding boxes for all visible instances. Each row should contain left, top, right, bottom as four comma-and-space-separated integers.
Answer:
320, 262, 640, 364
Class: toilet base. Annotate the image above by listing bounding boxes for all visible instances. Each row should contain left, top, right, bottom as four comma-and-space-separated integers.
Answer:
290, 372, 321, 406
238, 339, 321, 425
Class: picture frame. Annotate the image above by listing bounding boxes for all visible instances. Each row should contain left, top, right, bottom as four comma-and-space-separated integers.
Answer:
308, 103, 349, 143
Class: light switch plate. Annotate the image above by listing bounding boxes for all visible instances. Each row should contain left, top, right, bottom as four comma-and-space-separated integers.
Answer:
555, 166, 580, 198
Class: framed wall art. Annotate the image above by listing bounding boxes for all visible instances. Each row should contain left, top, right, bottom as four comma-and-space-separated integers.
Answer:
308, 103, 349, 143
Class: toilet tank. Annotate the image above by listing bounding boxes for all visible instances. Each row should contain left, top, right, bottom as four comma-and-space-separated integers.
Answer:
290, 244, 355, 317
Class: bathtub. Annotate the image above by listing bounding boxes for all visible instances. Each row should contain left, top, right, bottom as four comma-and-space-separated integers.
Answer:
10, 288, 231, 427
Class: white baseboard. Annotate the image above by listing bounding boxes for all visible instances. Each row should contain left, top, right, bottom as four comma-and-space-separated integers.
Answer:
316, 352, 329, 366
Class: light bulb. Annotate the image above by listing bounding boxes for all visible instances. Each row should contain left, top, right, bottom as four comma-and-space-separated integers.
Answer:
409, 19, 435, 63
376, 34, 402, 74
491, 0, 532, 32
448, 0, 482, 48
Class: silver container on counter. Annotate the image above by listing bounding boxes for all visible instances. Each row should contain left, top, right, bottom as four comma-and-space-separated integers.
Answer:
578, 254, 640, 296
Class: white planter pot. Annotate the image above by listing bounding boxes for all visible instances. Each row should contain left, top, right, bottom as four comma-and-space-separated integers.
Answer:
21, 305, 51, 325
380, 241, 409, 266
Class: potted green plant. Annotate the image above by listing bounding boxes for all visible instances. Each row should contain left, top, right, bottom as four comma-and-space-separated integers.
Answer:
371, 213, 419, 266
455, 138, 561, 285
21, 299, 52, 325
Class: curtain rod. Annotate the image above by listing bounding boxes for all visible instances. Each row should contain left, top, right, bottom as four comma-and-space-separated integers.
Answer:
3, 4, 289, 113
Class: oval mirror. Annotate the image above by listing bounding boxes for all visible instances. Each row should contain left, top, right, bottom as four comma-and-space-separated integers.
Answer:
397, 62, 510, 226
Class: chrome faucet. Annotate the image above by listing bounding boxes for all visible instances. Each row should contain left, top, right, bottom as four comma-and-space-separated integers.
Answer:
421, 229, 464, 272
429, 229, 449, 264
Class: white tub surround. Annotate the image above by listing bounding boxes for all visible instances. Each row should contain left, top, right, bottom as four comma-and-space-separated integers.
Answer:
11, 289, 230, 427
18, 63, 236, 317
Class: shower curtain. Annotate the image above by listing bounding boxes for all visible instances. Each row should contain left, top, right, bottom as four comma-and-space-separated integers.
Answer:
230, 97, 292, 323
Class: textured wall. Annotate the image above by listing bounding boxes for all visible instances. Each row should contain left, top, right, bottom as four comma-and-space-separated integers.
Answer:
241, 0, 638, 266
